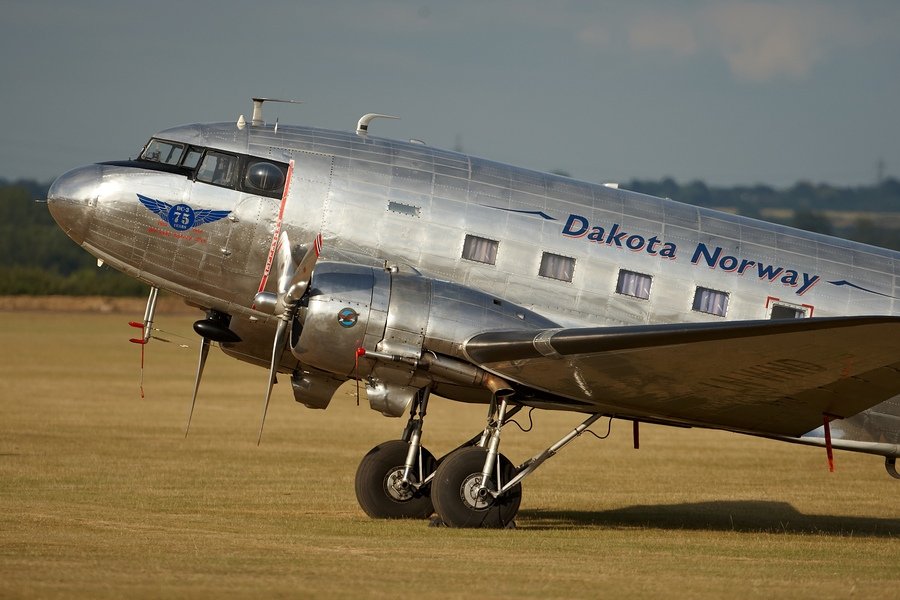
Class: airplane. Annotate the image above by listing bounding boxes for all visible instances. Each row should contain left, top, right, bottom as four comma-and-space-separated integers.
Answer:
46, 98, 899, 528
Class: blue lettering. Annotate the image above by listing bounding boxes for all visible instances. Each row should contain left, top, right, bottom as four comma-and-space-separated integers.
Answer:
626, 235, 645, 251
781, 270, 799, 287
719, 255, 738, 271
691, 242, 721, 267
797, 274, 820, 295
558, 215, 677, 260
562, 214, 589, 237
757, 263, 784, 281
587, 227, 605, 242
606, 224, 626, 247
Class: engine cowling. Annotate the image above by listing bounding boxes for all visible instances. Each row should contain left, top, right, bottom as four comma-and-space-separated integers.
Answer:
289, 262, 558, 416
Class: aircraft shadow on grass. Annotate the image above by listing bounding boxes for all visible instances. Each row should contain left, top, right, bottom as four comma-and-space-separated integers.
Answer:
519, 501, 900, 537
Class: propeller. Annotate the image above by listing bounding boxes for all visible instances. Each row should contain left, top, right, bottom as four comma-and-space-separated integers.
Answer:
184, 336, 209, 438
255, 232, 322, 445
184, 310, 241, 437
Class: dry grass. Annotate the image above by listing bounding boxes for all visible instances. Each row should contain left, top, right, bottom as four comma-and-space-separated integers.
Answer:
1, 311, 898, 599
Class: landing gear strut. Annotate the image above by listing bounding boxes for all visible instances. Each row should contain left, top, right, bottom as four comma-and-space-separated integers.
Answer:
432, 445, 521, 528
431, 395, 605, 529
432, 393, 522, 528
355, 440, 437, 519
354, 384, 606, 528
354, 387, 437, 519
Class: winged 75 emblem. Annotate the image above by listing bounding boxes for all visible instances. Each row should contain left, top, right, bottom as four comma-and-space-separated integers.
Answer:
137, 193, 231, 231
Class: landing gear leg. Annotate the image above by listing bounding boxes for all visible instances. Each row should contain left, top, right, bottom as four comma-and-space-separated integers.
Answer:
432, 394, 522, 528
433, 400, 606, 529
354, 388, 437, 519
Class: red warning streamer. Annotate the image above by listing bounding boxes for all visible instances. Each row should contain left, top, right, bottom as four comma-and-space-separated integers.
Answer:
355, 347, 366, 406
823, 414, 835, 472
128, 321, 148, 398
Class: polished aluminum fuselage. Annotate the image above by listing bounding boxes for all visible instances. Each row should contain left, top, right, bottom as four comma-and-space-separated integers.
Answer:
63, 121, 900, 322
47, 120, 900, 448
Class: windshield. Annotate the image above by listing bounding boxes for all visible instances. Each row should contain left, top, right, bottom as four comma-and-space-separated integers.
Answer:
133, 138, 288, 199
140, 139, 185, 165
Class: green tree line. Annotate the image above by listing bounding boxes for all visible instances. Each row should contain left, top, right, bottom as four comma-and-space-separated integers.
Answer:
624, 177, 900, 246
2, 176, 900, 296
0, 181, 145, 296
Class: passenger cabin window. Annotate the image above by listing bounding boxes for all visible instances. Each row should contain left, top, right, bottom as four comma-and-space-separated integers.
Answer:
140, 139, 184, 165
693, 287, 728, 316
539, 252, 575, 283
197, 151, 239, 187
616, 270, 652, 300
462, 235, 499, 265
770, 304, 806, 319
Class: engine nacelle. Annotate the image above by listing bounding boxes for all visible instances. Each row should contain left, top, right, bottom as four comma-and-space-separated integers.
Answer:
290, 263, 557, 416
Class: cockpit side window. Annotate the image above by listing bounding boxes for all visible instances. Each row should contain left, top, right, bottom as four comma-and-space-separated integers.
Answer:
182, 146, 204, 170
244, 161, 286, 195
196, 151, 239, 188
140, 139, 185, 165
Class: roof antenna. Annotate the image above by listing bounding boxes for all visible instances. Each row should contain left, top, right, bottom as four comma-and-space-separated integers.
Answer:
251, 97, 303, 126
357, 113, 399, 136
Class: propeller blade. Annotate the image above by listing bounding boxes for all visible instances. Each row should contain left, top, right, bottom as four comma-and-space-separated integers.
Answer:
284, 233, 322, 304
274, 230, 295, 297
184, 336, 210, 438
257, 315, 290, 445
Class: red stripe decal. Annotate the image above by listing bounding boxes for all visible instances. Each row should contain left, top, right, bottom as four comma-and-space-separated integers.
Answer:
256, 159, 295, 295
314, 232, 323, 257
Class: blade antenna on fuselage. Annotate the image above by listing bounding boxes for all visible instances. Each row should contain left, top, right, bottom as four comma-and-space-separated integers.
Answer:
356, 113, 399, 136
250, 97, 303, 126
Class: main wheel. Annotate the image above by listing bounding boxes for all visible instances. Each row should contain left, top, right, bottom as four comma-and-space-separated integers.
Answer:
355, 440, 436, 519
431, 446, 522, 528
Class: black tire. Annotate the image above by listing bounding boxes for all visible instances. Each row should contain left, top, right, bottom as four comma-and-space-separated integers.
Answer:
431, 446, 522, 528
354, 440, 436, 519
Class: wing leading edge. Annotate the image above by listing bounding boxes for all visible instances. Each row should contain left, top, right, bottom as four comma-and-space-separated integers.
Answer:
463, 316, 900, 438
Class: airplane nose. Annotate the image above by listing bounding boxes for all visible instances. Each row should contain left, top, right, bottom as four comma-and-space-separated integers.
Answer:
47, 164, 102, 245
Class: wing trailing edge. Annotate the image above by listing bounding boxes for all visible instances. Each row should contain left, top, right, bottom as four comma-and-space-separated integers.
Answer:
463, 316, 900, 438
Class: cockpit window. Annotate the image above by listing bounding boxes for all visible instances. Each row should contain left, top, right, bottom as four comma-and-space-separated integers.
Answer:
182, 146, 204, 169
196, 151, 239, 187
132, 138, 288, 198
140, 139, 185, 165
244, 161, 286, 194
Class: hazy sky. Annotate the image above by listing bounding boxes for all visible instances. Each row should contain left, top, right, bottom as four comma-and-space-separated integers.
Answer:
2, 1, 899, 187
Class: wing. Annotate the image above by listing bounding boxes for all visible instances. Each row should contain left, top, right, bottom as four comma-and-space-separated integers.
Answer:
136, 193, 171, 220
193, 209, 232, 226
463, 316, 900, 437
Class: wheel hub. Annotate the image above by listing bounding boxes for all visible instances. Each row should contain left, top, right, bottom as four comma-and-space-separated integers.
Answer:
385, 468, 415, 502
460, 474, 492, 510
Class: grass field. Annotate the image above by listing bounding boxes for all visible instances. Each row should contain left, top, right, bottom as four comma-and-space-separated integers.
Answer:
1, 311, 898, 598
